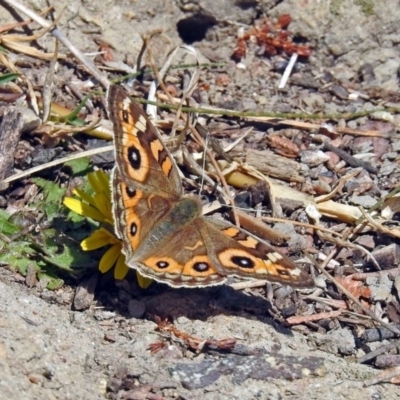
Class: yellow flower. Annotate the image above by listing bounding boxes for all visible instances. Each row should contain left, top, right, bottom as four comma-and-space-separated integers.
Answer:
63, 170, 152, 288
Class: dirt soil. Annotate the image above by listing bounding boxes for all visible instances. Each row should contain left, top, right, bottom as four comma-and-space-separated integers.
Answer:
1, 0, 400, 399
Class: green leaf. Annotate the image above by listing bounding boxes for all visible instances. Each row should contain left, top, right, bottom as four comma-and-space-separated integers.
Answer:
43, 202, 62, 220
0, 240, 37, 275
31, 178, 67, 220
63, 157, 91, 175
64, 93, 92, 125
37, 271, 64, 290
0, 72, 19, 85
31, 228, 95, 272
0, 210, 20, 235
11, 257, 33, 275
65, 209, 86, 224
0, 209, 10, 219
33, 177, 66, 203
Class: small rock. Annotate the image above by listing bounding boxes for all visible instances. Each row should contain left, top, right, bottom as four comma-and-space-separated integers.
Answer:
28, 373, 43, 384
353, 137, 373, 153
392, 140, 400, 152
255, 95, 268, 105
383, 151, 397, 160
371, 137, 389, 159
42, 363, 56, 380
300, 150, 330, 166
73, 274, 99, 311
366, 274, 393, 301
354, 235, 375, 250
330, 85, 349, 100
104, 333, 117, 342
325, 151, 340, 165
370, 244, 400, 270
380, 160, 397, 176
302, 93, 325, 108
94, 310, 117, 321
311, 328, 355, 355
31, 147, 62, 167
215, 73, 231, 87
350, 195, 376, 208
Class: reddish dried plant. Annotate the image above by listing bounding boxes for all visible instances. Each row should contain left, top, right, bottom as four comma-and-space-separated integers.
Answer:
150, 317, 236, 353
232, 14, 312, 61
336, 275, 372, 300
148, 341, 167, 354
94, 38, 114, 62
267, 135, 300, 158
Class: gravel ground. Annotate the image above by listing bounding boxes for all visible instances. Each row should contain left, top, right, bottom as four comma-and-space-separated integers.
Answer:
1, 0, 400, 399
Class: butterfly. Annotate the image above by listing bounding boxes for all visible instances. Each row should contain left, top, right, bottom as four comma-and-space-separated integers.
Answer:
107, 84, 314, 288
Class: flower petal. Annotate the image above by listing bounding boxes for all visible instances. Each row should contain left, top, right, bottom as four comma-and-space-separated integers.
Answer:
93, 192, 113, 223
99, 244, 121, 273
88, 170, 109, 196
136, 271, 153, 289
114, 254, 130, 280
72, 188, 96, 207
63, 197, 105, 222
81, 228, 117, 250
97, 170, 111, 199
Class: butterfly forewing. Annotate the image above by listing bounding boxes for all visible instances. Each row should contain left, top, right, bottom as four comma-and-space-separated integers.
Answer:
107, 85, 182, 198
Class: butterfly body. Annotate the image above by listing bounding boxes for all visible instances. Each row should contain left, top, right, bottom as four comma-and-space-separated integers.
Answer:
107, 84, 314, 288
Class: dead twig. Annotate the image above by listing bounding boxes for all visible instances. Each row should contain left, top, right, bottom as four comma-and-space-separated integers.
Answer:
3, 0, 109, 88
0, 6, 53, 34
352, 268, 400, 280
261, 216, 342, 237
286, 310, 342, 325
42, 39, 59, 122
359, 207, 400, 240
363, 367, 400, 387
354, 184, 400, 226
323, 141, 377, 174
3, 145, 113, 184
229, 280, 268, 290
358, 340, 400, 364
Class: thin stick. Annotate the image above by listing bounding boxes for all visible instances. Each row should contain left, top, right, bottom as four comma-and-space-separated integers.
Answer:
154, 93, 389, 138
0, 6, 53, 34
3, 0, 109, 88
323, 141, 377, 174
261, 216, 342, 236
358, 340, 400, 364
286, 310, 342, 325
230, 280, 268, 290
352, 268, 400, 280
363, 367, 400, 387
223, 127, 252, 152
3, 145, 113, 184
42, 39, 58, 122
278, 53, 298, 89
